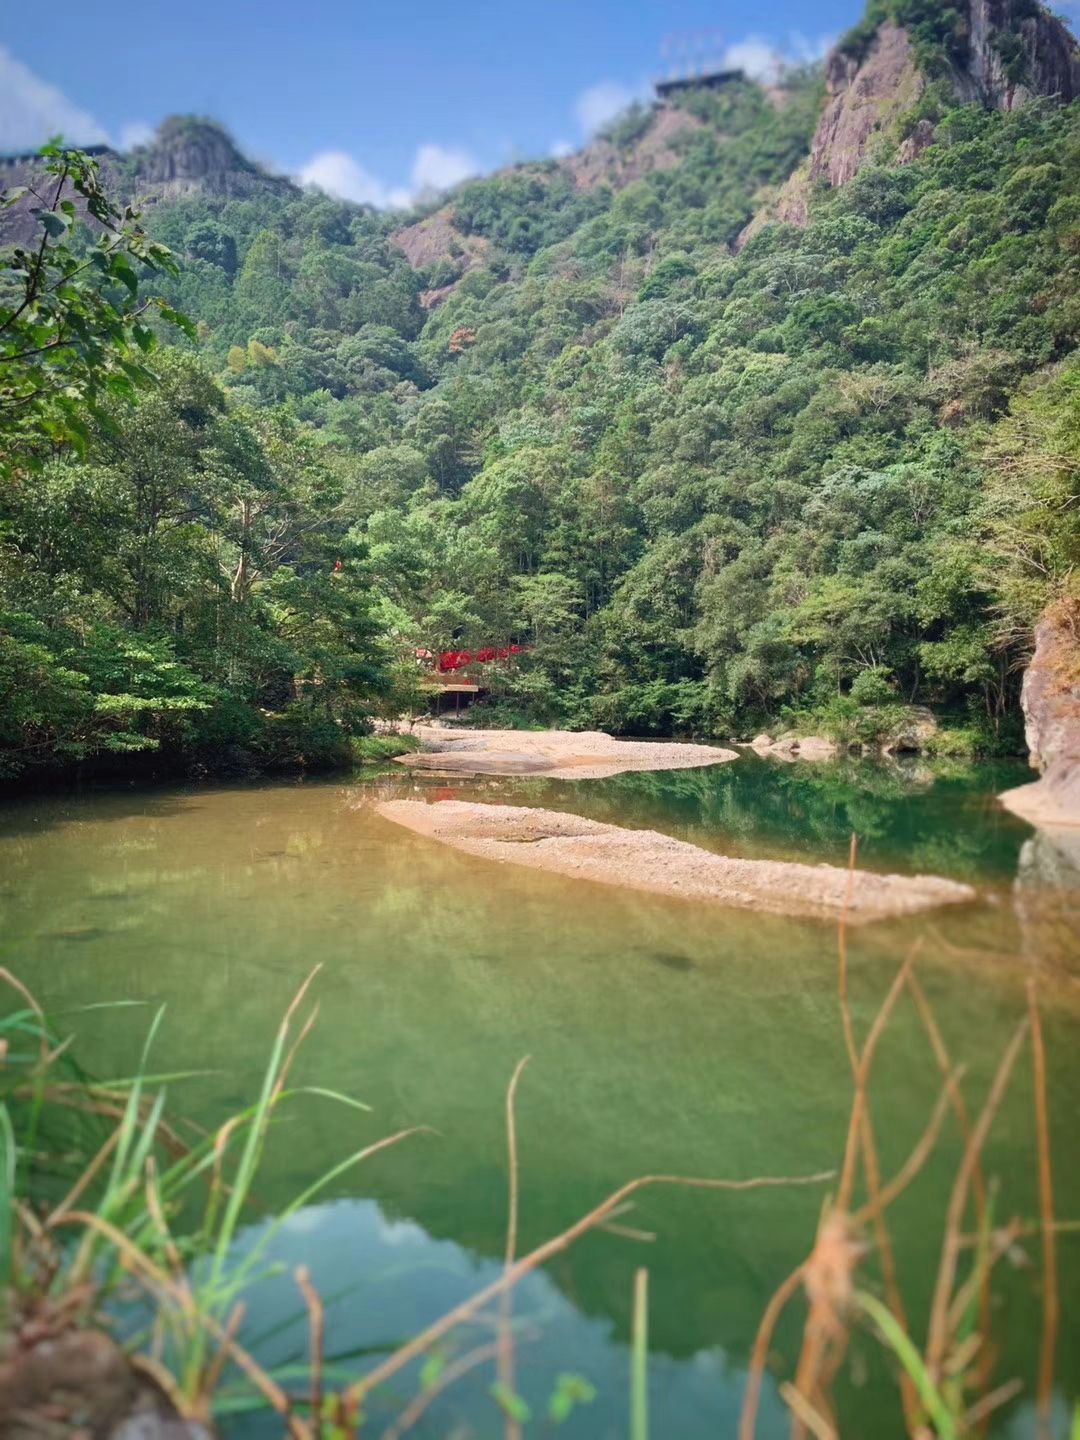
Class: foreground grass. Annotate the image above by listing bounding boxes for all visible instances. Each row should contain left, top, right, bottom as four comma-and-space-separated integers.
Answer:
0, 911, 1073, 1438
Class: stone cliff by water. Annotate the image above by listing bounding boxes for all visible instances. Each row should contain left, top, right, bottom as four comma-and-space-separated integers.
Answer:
1002, 601, 1080, 827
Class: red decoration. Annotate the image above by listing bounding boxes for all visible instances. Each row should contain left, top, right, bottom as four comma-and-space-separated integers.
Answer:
436, 644, 529, 673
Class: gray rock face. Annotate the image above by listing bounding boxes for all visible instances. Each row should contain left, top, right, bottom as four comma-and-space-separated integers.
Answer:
128, 118, 295, 201
0, 119, 296, 247
965, 0, 1080, 109
1001, 601, 1080, 827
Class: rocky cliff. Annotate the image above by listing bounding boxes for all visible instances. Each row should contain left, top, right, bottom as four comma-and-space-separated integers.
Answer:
963, 0, 1080, 110
0, 119, 295, 246
745, 0, 1080, 241
1001, 601, 1080, 827
125, 116, 296, 201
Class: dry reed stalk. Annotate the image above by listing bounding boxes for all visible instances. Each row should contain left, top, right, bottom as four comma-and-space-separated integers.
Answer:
945, 1218, 1022, 1341
780, 1381, 838, 1440
297, 1266, 325, 1440
632, 1267, 650, 1440
345, 1169, 834, 1414
271, 1000, 321, 1108
855, 1106, 919, 1435
962, 1377, 1024, 1429
0, 966, 49, 1064
1027, 980, 1058, 1434
851, 1073, 956, 1226
381, 1341, 502, 1440
738, 1263, 807, 1440
130, 1351, 191, 1416
837, 957, 914, 1211
497, 1056, 530, 1440
47, 1126, 122, 1225
826, 838, 920, 1433
908, 969, 997, 1420
789, 1212, 861, 1440
925, 1018, 1030, 1383
836, 835, 859, 1074
197, 1301, 246, 1417
792, 953, 914, 1439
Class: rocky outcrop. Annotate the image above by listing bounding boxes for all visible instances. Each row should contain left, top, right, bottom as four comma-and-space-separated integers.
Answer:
0, 1326, 211, 1440
750, 735, 839, 762
1001, 600, 1080, 827
127, 117, 295, 201
0, 119, 294, 248
742, 1, 1080, 243
963, 0, 1080, 110
391, 105, 704, 307
562, 105, 704, 192
811, 23, 925, 188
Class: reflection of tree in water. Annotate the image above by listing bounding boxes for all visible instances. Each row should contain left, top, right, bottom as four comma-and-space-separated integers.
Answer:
504, 758, 1034, 882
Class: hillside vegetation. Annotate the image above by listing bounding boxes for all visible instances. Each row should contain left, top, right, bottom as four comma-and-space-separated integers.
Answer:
2, 0, 1080, 778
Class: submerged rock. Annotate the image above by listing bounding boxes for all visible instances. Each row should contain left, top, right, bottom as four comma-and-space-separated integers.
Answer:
378, 800, 976, 925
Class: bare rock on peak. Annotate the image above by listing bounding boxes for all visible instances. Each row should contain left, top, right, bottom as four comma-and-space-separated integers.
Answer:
964, 0, 1080, 110
743, 1, 1080, 241
128, 117, 295, 201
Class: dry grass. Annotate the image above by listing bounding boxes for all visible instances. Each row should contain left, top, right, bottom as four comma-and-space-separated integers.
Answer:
2, 879, 1073, 1440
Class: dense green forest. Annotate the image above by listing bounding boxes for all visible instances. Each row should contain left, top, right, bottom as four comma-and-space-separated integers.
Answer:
3, 7, 1080, 780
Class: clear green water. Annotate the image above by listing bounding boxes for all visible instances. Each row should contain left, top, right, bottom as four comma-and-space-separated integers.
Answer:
1, 757, 1079, 1438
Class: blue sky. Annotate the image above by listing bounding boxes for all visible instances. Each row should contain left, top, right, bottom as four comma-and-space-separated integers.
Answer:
2, 1, 875, 204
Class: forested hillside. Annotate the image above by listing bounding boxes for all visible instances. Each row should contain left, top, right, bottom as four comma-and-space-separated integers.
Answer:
3, 0, 1080, 778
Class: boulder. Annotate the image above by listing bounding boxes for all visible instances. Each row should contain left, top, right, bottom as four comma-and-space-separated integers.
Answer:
882, 707, 939, 755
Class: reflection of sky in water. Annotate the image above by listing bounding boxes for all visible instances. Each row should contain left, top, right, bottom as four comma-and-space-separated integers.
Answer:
220, 1197, 789, 1439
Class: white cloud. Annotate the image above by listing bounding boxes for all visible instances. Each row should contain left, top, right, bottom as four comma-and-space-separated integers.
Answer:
0, 46, 108, 152
118, 120, 155, 151
410, 142, 476, 195
575, 80, 646, 137
550, 139, 574, 159
299, 149, 401, 207
720, 39, 784, 83
718, 32, 836, 84
299, 141, 478, 211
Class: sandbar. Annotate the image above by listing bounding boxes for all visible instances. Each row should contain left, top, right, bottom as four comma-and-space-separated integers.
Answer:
377, 800, 977, 925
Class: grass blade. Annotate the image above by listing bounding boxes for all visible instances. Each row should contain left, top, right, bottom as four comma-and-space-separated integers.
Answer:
631, 1267, 649, 1440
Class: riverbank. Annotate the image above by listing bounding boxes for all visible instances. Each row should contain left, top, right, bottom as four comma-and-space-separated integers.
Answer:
392, 725, 738, 780
377, 800, 977, 924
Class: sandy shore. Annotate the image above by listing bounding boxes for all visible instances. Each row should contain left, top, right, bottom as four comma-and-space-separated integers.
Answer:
377, 800, 977, 925
394, 726, 738, 780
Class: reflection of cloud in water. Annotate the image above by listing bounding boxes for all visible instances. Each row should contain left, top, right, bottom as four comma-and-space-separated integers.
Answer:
225, 1197, 768, 1439
376, 1213, 429, 1248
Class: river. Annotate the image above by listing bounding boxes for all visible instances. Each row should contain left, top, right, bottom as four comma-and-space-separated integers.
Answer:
1, 755, 1077, 1438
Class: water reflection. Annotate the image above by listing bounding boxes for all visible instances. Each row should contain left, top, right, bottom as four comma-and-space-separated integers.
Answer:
0, 760, 1078, 1437
496, 754, 1037, 883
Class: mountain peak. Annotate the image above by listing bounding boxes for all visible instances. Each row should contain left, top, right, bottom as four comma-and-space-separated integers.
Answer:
125, 116, 296, 201
749, 0, 1080, 237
